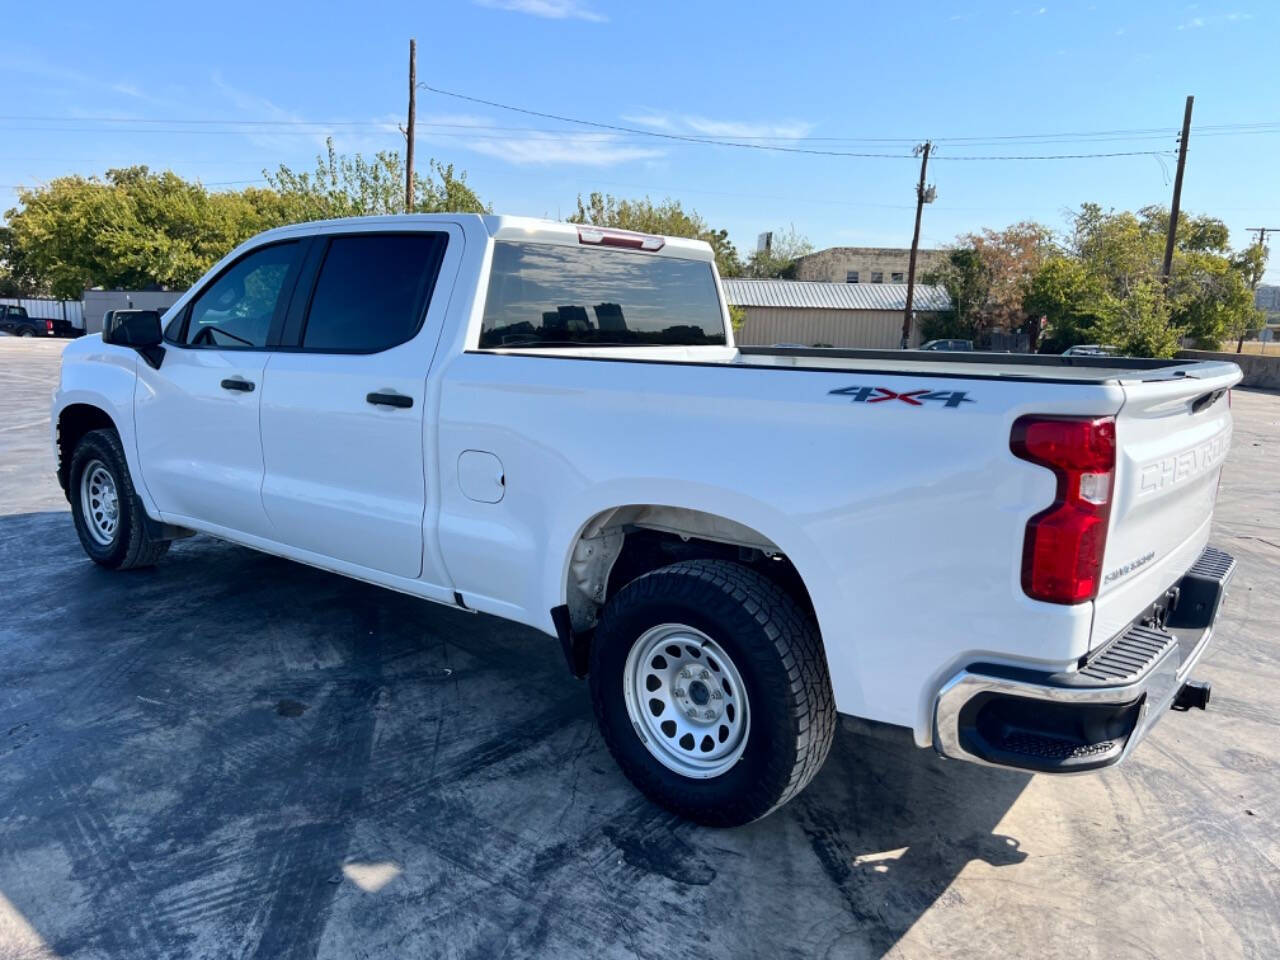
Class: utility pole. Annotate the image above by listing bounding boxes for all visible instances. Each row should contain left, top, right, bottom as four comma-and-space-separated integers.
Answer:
1161, 95, 1194, 281
1246, 227, 1280, 249
902, 140, 934, 349
404, 38, 417, 213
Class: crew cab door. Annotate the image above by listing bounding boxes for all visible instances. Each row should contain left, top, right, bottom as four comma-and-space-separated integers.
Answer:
258, 227, 460, 585
134, 240, 303, 539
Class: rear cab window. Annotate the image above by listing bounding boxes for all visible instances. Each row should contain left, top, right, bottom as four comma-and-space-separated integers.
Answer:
479, 241, 726, 349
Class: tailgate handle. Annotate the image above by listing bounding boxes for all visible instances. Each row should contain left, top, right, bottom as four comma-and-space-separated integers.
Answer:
1191, 389, 1225, 415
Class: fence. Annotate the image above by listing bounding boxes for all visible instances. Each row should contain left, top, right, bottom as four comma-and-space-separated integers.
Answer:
0, 297, 84, 328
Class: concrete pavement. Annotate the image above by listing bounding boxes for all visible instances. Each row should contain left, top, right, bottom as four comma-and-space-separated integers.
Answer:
0, 337, 1276, 959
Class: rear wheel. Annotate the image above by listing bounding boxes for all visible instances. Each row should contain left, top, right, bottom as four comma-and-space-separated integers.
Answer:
590, 559, 835, 826
69, 429, 170, 569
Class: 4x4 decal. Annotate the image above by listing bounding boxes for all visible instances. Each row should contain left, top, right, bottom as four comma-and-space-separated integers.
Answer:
828, 385, 974, 408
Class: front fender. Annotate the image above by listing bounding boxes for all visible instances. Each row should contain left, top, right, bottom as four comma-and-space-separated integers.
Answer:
53, 337, 157, 517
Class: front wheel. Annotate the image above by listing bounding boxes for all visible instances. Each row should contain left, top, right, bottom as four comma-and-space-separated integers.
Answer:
69, 429, 170, 570
590, 559, 835, 826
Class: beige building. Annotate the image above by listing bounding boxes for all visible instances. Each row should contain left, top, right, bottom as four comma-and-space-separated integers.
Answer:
723, 279, 950, 349
791, 246, 948, 285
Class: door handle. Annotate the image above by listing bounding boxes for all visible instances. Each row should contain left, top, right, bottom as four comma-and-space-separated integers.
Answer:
220, 378, 255, 392
367, 391, 413, 409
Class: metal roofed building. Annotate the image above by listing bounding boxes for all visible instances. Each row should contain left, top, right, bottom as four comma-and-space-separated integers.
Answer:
722, 278, 951, 349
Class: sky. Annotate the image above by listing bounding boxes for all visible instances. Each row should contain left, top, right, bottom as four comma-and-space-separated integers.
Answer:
3, 0, 1278, 282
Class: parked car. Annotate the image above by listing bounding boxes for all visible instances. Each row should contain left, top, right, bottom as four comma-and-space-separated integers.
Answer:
52, 215, 1241, 825
919, 338, 974, 351
1063, 344, 1118, 357
1, 305, 78, 337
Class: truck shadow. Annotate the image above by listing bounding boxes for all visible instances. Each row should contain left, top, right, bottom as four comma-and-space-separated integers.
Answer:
0, 511, 1031, 960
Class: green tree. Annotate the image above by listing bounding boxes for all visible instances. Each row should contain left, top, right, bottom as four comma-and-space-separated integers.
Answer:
921, 247, 992, 341
922, 222, 1054, 344
568, 192, 741, 277
1023, 255, 1106, 349
6, 143, 489, 298
741, 225, 812, 279
264, 139, 489, 219
1224, 242, 1270, 352
1027, 204, 1262, 357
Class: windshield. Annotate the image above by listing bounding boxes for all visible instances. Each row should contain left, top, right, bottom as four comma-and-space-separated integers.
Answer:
479, 241, 726, 349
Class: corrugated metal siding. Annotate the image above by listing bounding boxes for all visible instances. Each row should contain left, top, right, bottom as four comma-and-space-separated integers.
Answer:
722, 278, 950, 312
738, 307, 922, 349
0, 297, 84, 327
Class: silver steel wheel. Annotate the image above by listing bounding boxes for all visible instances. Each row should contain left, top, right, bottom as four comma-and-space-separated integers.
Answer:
80, 459, 120, 546
623, 623, 750, 779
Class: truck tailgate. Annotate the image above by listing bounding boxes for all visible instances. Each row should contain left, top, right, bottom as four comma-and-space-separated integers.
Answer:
1092, 365, 1242, 645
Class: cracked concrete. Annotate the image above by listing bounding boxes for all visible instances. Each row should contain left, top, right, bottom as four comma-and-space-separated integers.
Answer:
0, 337, 1276, 959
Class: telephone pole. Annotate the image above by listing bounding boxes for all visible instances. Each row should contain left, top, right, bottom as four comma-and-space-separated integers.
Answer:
404, 38, 417, 213
902, 140, 934, 348
1246, 227, 1280, 249
1160, 95, 1194, 281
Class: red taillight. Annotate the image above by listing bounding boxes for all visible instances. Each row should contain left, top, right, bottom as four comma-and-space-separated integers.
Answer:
1011, 415, 1116, 604
577, 226, 665, 252
46, 320, 54, 332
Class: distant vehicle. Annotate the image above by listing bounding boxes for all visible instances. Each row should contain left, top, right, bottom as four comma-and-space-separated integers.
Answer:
1, 305, 78, 338
1063, 344, 1118, 357
919, 338, 973, 351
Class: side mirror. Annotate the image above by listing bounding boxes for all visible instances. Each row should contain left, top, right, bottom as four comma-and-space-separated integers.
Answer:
104, 311, 165, 368
104, 311, 162, 347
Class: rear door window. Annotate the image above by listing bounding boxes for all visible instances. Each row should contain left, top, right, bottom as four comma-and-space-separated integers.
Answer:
480, 241, 726, 348
299, 233, 447, 352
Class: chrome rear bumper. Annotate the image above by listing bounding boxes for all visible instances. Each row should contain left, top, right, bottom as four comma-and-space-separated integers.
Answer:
932, 546, 1235, 773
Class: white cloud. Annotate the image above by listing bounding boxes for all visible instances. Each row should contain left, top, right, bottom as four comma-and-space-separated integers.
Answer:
682, 116, 814, 140
211, 73, 394, 156
1178, 11, 1251, 29
620, 112, 675, 131
474, 0, 606, 22
463, 131, 664, 166
622, 111, 813, 141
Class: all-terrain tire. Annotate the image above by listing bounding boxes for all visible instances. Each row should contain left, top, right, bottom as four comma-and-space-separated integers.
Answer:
590, 558, 835, 826
69, 428, 170, 570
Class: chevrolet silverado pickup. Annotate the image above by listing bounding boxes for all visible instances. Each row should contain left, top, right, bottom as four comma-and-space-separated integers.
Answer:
52, 215, 1242, 825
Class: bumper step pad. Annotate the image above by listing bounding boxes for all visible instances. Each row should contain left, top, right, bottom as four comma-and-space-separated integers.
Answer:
1078, 624, 1175, 684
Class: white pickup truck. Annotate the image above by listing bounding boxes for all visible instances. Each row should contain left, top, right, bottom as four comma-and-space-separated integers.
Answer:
53, 214, 1242, 825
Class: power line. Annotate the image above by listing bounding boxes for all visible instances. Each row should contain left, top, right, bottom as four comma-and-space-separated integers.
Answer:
2, 110, 1278, 148
416, 84, 1180, 161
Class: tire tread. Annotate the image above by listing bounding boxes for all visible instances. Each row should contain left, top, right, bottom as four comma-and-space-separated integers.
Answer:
591, 558, 835, 825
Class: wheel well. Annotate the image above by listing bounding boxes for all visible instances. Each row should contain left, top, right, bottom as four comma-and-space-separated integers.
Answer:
57, 404, 117, 495
565, 506, 817, 635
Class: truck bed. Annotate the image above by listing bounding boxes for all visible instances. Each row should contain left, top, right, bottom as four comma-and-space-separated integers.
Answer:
484, 343, 1240, 386
735, 346, 1239, 385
